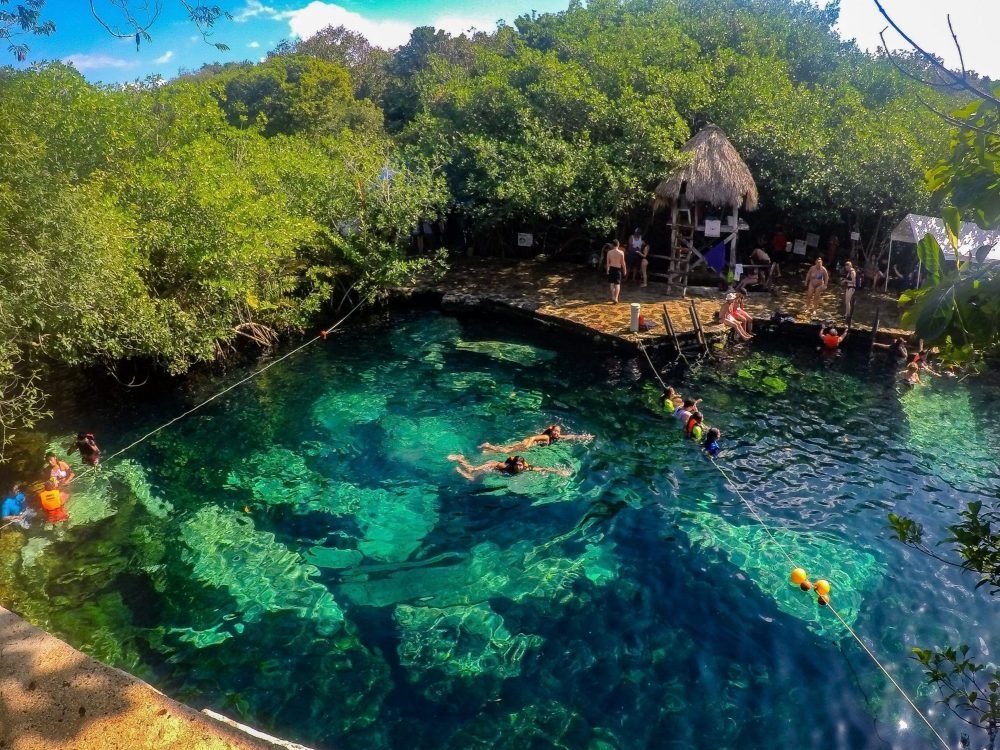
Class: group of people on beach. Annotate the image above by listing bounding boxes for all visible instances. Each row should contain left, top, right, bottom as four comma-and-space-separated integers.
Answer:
1, 433, 101, 530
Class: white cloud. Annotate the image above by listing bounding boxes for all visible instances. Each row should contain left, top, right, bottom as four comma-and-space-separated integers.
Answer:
286, 2, 412, 48
233, 0, 287, 23
63, 53, 137, 72
154, 50, 174, 63
248, 41, 261, 49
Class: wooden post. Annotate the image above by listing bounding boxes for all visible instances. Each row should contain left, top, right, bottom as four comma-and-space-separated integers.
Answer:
729, 205, 740, 269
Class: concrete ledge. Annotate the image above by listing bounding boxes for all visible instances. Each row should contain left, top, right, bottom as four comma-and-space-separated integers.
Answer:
0, 607, 289, 750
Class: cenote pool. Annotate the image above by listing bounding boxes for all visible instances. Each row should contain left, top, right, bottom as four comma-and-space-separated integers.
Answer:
3, 310, 1000, 749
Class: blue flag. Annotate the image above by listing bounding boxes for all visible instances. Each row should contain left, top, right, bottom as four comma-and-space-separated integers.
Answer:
704, 241, 727, 274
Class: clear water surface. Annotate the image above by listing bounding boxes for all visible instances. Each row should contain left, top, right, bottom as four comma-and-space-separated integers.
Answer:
2, 310, 1000, 750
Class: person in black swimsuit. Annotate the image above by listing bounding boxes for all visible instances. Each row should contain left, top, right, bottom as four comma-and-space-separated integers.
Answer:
447, 454, 570, 480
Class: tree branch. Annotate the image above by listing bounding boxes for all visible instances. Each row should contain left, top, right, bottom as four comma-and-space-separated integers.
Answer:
873, 0, 1000, 109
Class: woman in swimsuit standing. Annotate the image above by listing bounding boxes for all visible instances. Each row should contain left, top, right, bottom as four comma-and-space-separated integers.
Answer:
804, 258, 829, 315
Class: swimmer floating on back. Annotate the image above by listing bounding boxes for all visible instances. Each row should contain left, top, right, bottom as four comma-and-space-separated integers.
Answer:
447, 454, 571, 480
478, 424, 593, 453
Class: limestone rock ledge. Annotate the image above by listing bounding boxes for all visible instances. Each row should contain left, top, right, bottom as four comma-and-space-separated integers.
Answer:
0, 606, 293, 750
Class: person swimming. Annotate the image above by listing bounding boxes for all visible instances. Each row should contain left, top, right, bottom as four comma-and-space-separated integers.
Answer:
1, 484, 33, 529
447, 454, 570, 480
661, 386, 683, 411
67, 432, 101, 466
46, 453, 75, 487
684, 412, 705, 441
673, 398, 700, 423
478, 424, 593, 453
38, 480, 69, 523
820, 325, 848, 349
702, 427, 721, 458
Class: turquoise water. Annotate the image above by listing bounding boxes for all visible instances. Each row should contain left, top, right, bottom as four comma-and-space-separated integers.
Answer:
3, 310, 1000, 749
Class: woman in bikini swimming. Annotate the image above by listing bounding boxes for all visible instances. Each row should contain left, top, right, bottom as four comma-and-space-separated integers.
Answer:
478, 424, 593, 453
446, 454, 570, 480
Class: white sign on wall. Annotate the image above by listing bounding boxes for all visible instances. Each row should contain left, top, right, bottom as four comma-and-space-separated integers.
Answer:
793, 239, 807, 255
517, 233, 534, 247
704, 219, 721, 238
806, 233, 820, 248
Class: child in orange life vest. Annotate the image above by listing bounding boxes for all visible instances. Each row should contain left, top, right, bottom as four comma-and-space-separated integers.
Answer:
38, 480, 69, 523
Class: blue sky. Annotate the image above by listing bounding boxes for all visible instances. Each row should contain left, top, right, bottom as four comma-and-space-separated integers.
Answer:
10, 0, 1000, 84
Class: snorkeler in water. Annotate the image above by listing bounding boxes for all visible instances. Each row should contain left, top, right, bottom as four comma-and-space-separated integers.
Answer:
478, 424, 593, 453
447, 454, 570, 480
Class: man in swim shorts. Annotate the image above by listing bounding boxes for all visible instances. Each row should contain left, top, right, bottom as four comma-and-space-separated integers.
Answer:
606, 240, 626, 303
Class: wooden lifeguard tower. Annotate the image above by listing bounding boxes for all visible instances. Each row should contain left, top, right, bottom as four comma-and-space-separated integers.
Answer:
652, 125, 759, 295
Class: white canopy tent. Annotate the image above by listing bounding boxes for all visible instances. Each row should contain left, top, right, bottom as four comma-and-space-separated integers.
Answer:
888, 214, 1000, 290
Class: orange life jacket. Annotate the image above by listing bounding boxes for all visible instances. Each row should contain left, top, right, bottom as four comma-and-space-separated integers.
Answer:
39, 489, 63, 511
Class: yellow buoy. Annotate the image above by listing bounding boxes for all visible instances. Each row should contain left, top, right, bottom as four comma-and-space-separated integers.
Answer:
815, 579, 831, 597
790, 568, 808, 585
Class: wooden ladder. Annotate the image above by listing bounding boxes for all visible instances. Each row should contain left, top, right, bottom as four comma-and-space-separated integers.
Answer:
668, 208, 694, 295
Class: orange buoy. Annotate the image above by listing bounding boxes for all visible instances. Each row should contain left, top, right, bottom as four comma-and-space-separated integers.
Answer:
817, 595, 830, 606
815, 579, 831, 597
319, 330, 328, 339
799, 581, 812, 591
790, 568, 808, 585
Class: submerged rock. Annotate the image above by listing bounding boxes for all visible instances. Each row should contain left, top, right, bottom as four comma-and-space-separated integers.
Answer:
684, 510, 883, 636
179, 505, 345, 635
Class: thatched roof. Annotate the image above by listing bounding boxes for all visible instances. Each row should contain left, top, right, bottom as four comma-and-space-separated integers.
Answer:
654, 124, 758, 212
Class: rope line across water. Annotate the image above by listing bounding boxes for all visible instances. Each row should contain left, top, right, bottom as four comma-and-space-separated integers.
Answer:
65, 295, 371, 487
708, 458, 949, 750
636, 337, 947, 747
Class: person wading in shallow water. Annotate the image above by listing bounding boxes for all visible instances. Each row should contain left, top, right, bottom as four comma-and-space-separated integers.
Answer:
68, 432, 101, 466
606, 240, 626, 303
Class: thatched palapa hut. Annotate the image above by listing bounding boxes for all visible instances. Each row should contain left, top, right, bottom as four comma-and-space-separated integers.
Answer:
653, 125, 758, 291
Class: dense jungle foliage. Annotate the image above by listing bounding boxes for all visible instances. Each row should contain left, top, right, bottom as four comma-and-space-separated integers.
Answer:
0, 0, 981, 452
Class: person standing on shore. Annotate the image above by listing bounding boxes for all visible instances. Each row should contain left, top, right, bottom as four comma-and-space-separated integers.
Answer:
804, 258, 829, 316
841, 261, 858, 318
606, 240, 626, 303
627, 229, 649, 286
